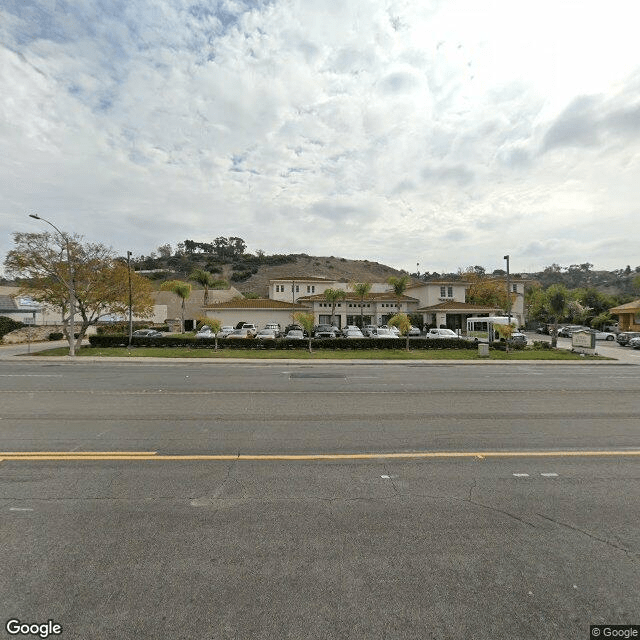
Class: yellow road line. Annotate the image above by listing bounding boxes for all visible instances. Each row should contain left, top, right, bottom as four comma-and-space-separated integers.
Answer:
1, 450, 640, 461
0, 451, 157, 456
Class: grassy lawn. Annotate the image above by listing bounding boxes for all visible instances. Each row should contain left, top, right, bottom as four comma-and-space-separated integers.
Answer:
30, 346, 608, 361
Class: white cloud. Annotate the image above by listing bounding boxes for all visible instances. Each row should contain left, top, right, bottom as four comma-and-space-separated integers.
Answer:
1, 0, 640, 274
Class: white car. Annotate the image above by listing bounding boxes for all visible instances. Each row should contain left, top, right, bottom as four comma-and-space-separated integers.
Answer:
195, 326, 215, 338
426, 328, 459, 339
217, 326, 235, 338
369, 328, 398, 339
284, 330, 305, 340
628, 336, 640, 349
240, 323, 258, 336
407, 326, 421, 337
592, 330, 616, 341
255, 329, 277, 340
344, 328, 364, 338
341, 325, 360, 337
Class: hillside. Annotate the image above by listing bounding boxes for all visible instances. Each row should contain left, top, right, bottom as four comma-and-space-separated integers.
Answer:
134, 251, 415, 297
227, 255, 414, 297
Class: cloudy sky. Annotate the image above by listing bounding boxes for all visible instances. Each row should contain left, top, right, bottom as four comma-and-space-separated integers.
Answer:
2, 0, 639, 275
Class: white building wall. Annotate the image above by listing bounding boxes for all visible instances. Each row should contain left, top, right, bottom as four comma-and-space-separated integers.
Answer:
204, 307, 311, 329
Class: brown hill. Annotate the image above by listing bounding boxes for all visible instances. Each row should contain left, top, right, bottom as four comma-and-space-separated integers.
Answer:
225, 255, 414, 297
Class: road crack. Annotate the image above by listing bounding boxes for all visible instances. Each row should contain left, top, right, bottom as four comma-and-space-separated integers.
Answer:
536, 512, 639, 560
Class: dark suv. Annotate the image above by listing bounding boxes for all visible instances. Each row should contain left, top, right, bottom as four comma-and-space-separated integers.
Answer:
617, 331, 640, 346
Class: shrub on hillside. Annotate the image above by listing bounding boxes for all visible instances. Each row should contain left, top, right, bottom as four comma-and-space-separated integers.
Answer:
0, 316, 25, 339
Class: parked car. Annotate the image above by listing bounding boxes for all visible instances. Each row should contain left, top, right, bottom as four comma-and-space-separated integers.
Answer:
557, 325, 588, 338
616, 331, 640, 346
341, 325, 360, 337
535, 324, 550, 335
314, 324, 338, 339
407, 326, 421, 337
284, 329, 305, 340
217, 326, 235, 338
284, 323, 308, 337
195, 326, 215, 339
362, 325, 377, 337
369, 327, 398, 339
132, 329, 163, 338
629, 337, 640, 349
344, 328, 365, 339
425, 328, 459, 339
226, 328, 254, 339
255, 329, 277, 340
592, 330, 616, 341
508, 332, 527, 346
240, 323, 258, 336
264, 322, 281, 335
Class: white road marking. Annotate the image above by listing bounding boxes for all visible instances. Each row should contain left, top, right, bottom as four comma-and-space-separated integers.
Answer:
9, 507, 34, 511
513, 473, 529, 477
541, 473, 559, 477
0, 374, 63, 377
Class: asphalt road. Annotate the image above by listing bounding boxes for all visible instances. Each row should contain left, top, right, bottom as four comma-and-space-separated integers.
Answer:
1, 360, 639, 640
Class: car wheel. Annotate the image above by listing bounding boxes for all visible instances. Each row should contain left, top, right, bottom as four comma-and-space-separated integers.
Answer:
606, 335, 614, 341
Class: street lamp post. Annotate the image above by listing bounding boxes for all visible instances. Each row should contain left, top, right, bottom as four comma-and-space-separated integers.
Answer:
127, 251, 133, 348
29, 214, 76, 357
503, 254, 511, 324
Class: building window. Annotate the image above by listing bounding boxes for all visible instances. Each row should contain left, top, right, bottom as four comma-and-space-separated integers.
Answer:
512, 284, 517, 293
312, 286, 315, 293
295, 285, 299, 292
447, 286, 453, 297
440, 286, 446, 297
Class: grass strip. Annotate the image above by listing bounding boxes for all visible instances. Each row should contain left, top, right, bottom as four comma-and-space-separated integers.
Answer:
29, 347, 608, 360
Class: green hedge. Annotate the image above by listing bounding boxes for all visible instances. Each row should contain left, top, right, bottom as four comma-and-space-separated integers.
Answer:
88, 335, 479, 350
96, 322, 170, 335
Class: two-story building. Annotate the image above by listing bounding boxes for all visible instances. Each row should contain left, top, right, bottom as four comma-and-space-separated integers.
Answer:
200, 275, 528, 332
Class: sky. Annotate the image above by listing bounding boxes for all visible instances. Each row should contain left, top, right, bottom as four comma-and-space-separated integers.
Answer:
1, 0, 639, 276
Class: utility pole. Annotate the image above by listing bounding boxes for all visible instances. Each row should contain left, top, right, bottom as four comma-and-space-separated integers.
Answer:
29, 213, 76, 357
127, 251, 133, 348
504, 254, 511, 324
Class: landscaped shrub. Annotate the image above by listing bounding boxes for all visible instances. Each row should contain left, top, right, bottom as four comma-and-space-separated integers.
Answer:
0, 316, 24, 339
48, 332, 63, 341
531, 340, 553, 350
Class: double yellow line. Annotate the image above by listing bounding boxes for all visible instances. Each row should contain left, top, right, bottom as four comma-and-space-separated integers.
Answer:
2, 450, 640, 462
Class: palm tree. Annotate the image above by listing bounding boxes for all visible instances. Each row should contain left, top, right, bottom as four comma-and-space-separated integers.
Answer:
161, 280, 192, 333
323, 288, 346, 328
350, 282, 372, 329
189, 269, 216, 307
387, 275, 411, 318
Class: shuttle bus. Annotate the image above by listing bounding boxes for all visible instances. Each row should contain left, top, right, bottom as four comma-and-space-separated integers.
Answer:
466, 316, 517, 342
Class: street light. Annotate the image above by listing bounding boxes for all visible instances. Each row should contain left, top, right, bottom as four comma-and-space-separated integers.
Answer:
127, 251, 133, 348
503, 254, 511, 324
28, 213, 76, 357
